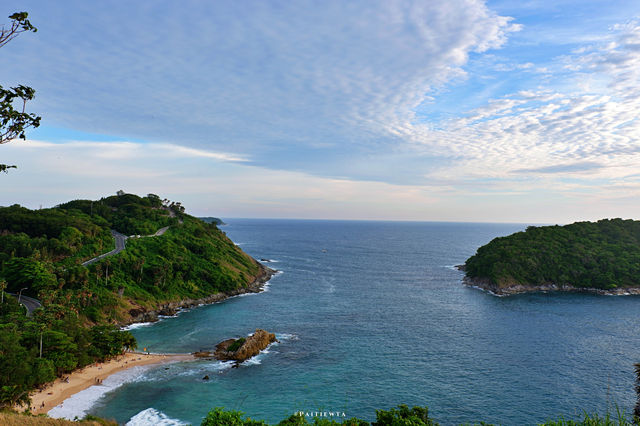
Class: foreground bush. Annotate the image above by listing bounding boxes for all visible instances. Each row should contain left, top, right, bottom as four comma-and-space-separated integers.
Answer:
202, 405, 640, 426
202, 405, 436, 426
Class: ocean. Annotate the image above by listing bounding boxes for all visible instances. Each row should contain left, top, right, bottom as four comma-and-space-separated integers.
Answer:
53, 220, 640, 425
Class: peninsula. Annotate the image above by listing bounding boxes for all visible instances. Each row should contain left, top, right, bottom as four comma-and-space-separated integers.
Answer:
463, 218, 640, 295
0, 192, 274, 410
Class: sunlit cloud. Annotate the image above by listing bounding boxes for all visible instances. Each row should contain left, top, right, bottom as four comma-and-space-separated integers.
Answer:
1, 1, 640, 222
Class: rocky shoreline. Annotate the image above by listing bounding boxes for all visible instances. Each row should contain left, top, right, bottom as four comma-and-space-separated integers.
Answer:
460, 271, 640, 296
122, 265, 276, 326
193, 329, 278, 369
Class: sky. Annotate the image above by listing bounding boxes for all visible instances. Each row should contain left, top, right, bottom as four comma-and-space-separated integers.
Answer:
1, 0, 640, 223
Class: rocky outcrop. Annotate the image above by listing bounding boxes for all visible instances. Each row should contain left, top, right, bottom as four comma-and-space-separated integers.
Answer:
121, 265, 275, 326
214, 329, 277, 362
462, 275, 640, 296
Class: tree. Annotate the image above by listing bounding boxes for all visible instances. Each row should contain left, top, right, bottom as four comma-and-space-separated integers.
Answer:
0, 12, 36, 47
201, 407, 266, 426
1, 12, 40, 172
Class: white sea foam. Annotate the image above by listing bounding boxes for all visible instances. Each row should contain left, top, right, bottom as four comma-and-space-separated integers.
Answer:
237, 271, 281, 297
121, 321, 155, 331
240, 347, 273, 366
444, 264, 463, 271
466, 284, 506, 297
276, 333, 298, 341
241, 355, 263, 366
48, 365, 157, 420
174, 360, 236, 378
126, 407, 188, 426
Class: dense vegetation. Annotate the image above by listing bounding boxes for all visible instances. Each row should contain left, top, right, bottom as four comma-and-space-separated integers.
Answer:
0, 296, 135, 408
465, 219, 640, 290
0, 192, 264, 407
202, 405, 435, 426
199, 405, 637, 426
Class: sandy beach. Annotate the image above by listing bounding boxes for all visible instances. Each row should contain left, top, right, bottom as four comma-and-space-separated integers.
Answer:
25, 352, 194, 415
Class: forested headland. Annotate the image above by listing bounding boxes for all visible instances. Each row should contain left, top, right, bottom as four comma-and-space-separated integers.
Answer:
0, 192, 269, 408
464, 218, 640, 295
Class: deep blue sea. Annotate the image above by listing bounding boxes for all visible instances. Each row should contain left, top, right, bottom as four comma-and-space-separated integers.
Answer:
55, 220, 640, 425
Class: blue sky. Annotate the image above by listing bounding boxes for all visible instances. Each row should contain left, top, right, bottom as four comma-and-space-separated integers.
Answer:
1, 0, 640, 222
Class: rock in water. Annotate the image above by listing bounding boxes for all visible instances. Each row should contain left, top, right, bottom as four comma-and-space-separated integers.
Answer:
214, 329, 277, 362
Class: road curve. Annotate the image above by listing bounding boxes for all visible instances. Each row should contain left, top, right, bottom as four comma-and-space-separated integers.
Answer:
81, 230, 128, 266
81, 226, 170, 267
5, 226, 168, 315
8, 293, 42, 316
154, 226, 170, 236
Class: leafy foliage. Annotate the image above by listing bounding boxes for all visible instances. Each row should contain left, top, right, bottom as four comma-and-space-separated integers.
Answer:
201, 405, 640, 426
57, 193, 177, 236
1, 11, 40, 172
202, 407, 267, 426
0, 12, 37, 48
0, 192, 262, 407
0, 296, 136, 409
465, 219, 640, 290
372, 405, 435, 425
0, 83, 41, 142
202, 406, 435, 425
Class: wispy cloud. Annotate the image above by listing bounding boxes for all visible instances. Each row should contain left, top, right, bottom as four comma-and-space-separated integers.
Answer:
513, 162, 605, 174
0, 0, 518, 179
402, 21, 640, 190
2, 1, 640, 222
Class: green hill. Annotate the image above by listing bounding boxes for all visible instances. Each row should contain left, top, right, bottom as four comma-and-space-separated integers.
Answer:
0, 192, 270, 408
464, 218, 640, 295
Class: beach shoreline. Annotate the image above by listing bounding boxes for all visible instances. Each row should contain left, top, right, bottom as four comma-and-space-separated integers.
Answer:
20, 265, 275, 418
25, 352, 194, 416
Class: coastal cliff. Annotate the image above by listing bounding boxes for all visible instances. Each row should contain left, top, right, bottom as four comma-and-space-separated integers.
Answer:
462, 218, 640, 296
125, 266, 275, 325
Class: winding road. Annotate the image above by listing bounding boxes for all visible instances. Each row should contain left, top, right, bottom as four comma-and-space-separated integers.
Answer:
81, 230, 128, 266
4, 226, 171, 316
81, 226, 171, 267
8, 293, 42, 316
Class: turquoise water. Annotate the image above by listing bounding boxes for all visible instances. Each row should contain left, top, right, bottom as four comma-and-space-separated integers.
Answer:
87, 220, 640, 425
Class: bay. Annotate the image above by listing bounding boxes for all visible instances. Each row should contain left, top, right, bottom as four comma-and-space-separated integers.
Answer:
89, 220, 640, 425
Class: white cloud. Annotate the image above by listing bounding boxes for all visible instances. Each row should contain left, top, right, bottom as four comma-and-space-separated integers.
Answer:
0, 0, 518, 179
398, 21, 640, 192
3, 1, 640, 223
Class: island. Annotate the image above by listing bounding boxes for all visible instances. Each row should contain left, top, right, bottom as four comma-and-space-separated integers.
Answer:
462, 218, 640, 295
0, 192, 274, 410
